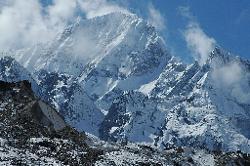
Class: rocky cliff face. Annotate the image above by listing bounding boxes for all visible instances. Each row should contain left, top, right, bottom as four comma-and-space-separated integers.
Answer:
100, 47, 250, 153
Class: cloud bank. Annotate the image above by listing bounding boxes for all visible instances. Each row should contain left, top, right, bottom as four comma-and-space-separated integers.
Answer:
0, 0, 75, 51
212, 62, 250, 104
147, 3, 166, 31
179, 6, 216, 65
78, 0, 129, 19
0, 0, 128, 51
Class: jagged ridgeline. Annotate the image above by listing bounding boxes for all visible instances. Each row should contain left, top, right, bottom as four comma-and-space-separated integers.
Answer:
0, 80, 249, 165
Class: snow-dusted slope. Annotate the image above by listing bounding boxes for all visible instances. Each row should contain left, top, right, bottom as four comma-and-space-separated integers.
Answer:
14, 12, 170, 110
154, 47, 250, 152
0, 56, 32, 82
0, 56, 104, 135
33, 70, 104, 135
99, 90, 165, 143
101, 47, 250, 153
0, 56, 41, 95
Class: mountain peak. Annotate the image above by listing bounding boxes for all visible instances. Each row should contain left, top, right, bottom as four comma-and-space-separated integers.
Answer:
93, 11, 139, 20
207, 46, 231, 63
205, 46, 248, 67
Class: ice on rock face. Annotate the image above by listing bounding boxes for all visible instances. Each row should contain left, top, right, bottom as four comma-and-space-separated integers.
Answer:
33, 70, 104, 136
15, 12, 168, 77
99, 90, 166, 143
75, 12, 170, 106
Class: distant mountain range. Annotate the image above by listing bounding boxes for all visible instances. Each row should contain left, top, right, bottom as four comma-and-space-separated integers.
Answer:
1, 12, 250, 157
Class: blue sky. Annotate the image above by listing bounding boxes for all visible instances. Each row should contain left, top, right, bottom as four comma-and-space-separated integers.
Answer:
117, 0, 250, 62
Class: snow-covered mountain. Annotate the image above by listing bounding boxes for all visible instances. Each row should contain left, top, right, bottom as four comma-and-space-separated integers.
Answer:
101, 47, 250, 153
1, 12, 250, 154
14, 12, 169, 109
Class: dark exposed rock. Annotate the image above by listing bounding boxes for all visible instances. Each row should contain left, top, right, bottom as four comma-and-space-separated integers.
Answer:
0, 80, 103, 165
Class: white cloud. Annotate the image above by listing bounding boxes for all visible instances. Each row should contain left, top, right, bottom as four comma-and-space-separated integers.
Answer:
179, 6, 216, 65
147, 3, 166, 31
0, 0, 129, 52
0, 0, 78, 51
77, 0, 129, 19
184, 23, 216, 65
212, 62, 243, 86
0, 0, 50, 50
48, 0, 77, 25
212, 62, 250, 104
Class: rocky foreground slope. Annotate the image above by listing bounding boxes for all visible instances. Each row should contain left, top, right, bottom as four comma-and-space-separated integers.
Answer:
0, 80, 250, 165
0, 80, 101, 165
